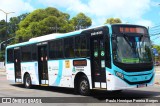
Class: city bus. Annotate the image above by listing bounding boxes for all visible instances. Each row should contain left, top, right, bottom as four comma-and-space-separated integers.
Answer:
5, 24, 154, 95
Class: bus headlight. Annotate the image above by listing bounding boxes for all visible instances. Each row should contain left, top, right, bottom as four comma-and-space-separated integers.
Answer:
115, 71, 124, 79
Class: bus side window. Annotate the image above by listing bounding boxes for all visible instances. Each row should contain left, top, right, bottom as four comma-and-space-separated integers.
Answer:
81, 36, 87, 57
55, 39, 64, 58
7, 49, 14, 63
75, 36, 81, 57
64, 37, 74, 58
49, 41, 56, 59
49, 39, 64, 59
21, 45, 32, 62
32, 45, 37, 61
75, 35, 89, 58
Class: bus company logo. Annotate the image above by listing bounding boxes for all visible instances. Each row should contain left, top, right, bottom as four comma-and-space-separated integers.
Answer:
2, 98, 11, 103
91, 31, 103, 36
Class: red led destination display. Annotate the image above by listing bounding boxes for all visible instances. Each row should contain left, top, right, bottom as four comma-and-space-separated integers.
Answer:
112, 25, 148, 34
119, 27, 146, 33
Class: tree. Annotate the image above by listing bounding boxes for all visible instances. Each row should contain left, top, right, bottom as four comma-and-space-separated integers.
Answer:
16, 7, 75, 42
153, 45, 160, 62
8, 13, 29, 37
0, 13, 29, 61
105, 18, 122, 24
0, 20, 6, 41
70, 12, 92, 30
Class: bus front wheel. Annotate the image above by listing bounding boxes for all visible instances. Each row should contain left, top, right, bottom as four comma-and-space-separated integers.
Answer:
24, 74, 32, 88
78, 76, 90, 96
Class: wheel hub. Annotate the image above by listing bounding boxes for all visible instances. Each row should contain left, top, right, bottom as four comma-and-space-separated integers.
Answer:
80, 80, 88, 92
26, 77, 30, 87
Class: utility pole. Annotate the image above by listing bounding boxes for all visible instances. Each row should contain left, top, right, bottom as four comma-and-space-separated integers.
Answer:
0, 9, 15, 40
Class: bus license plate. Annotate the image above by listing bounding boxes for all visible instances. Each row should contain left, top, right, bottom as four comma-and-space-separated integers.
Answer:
138, 84, 146, 88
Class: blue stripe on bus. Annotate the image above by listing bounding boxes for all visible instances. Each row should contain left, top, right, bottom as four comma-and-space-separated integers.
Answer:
111, 64, 154, 76
106, 64, 154, 85
123, 72, 153, 82
53, 60, 63, 86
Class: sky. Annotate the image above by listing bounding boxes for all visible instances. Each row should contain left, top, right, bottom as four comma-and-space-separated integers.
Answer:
0, 0, 160, 45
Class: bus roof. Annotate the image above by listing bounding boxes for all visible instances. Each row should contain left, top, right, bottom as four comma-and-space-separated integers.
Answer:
6, 30, 82, 49
6, 24, 146, 49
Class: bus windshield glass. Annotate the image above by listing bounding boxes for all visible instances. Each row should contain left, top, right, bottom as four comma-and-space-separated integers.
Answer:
113, 34, 152, 64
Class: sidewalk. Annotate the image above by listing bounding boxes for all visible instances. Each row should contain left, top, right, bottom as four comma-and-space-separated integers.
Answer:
155, 66, 160, 85
0, 68, 6, 76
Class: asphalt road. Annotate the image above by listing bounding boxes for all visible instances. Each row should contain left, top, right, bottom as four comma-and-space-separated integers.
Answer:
0, 67, 160, 106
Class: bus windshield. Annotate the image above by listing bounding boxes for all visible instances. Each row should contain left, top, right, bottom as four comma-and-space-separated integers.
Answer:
113, 34, 152, 64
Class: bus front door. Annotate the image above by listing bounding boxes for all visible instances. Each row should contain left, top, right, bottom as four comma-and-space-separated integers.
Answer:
38, 46, 49, 85
91, 37, 106, 89
14, 48, 22, 83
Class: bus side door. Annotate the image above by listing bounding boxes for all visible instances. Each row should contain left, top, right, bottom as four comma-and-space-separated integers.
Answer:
38, 45, 49, 85
91, 36, 106, 89
14, 48, 22, 83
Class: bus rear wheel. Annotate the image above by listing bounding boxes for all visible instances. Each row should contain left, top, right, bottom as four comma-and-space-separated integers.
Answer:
24, 74, 32, 88
78, 76, 90, 96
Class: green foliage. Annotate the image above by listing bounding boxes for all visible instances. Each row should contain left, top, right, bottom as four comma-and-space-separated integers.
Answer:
8, 17, 19, 37
8, 13, 29, 37
0, 7, 91, 44
16, 7, 76, 42
105, 18, 122, 24
0, 20, 6, 41
0, 50, 5, 61
70, 12, 92, 30
153, 45, 160, 52
0, 13, 29, 45
153, 45, 160, 62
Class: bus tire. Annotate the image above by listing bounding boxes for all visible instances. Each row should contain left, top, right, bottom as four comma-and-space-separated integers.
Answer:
78, 76, 90, 96
24, 74, 32, 89
113, 90, 123, 93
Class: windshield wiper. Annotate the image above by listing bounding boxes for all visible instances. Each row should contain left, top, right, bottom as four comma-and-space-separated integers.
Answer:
123, 34, 133, 49
123, 33, 138, 56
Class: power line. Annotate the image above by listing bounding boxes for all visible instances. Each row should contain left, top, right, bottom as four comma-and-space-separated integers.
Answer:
150, 33, 160, 36
150, 24, 160, 29
151, 36, 160, 40
149, 28, 160, 32
149, 27, 160, 31
149, 31, 160, 34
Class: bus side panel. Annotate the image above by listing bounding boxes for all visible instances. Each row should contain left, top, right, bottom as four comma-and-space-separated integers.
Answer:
6, 63, 15, 83
48, 60, 59, 86
48, 60, 73, 87
106, 70, 130, 90
61, 60, 73, 87
21, 62, 39, 85
72, 59, 92, 89
48, 59, 92, 89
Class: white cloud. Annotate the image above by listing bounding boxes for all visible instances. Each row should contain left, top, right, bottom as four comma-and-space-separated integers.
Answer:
88, 0, 150, 19
0, 0, 34, 21
38, 0, 90, 13
135, 19, 153, 27
38, 0, 152, 26
0, 0, 153, 27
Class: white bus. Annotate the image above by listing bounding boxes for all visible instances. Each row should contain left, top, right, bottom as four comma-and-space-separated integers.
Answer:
5, 24, 154, 95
